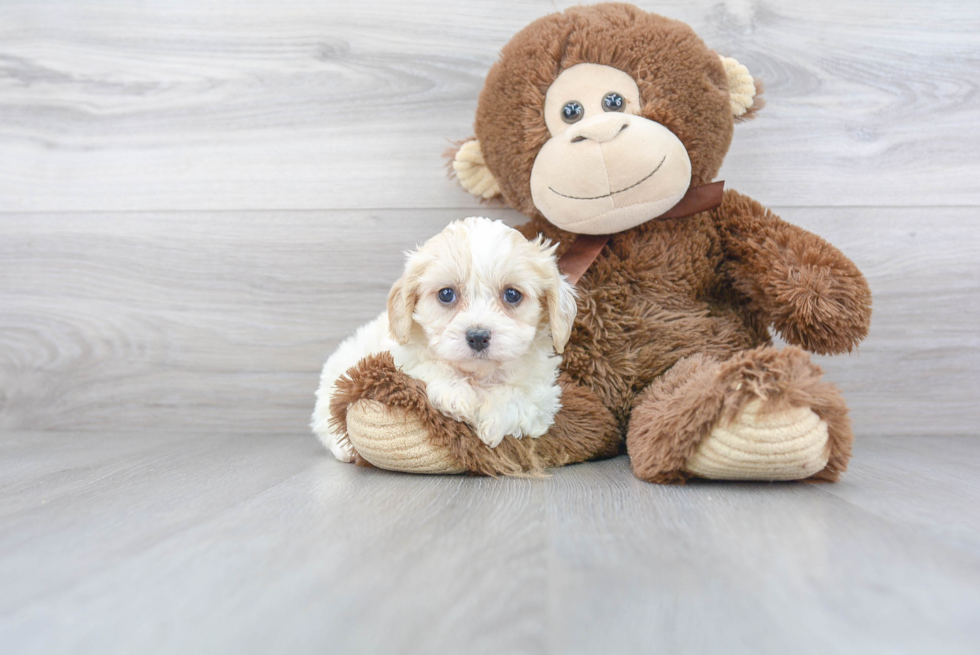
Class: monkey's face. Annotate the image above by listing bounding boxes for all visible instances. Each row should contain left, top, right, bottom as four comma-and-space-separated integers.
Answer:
529, 64, 693, 235
452, 5, 762, 235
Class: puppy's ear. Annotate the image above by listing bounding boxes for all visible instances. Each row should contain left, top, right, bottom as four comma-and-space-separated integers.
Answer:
386, 273, 418, 345
544, 263, 578, 354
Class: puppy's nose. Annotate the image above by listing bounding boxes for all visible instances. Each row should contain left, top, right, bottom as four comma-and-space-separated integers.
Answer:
465, 328, 491, 352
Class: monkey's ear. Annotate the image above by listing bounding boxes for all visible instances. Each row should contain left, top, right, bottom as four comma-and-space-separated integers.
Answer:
719, 56, 764, 120
449, 138, 501, 200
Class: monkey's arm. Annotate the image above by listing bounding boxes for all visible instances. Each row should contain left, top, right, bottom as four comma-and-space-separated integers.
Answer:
330, 353, 621, 475
712, 190, 872, 355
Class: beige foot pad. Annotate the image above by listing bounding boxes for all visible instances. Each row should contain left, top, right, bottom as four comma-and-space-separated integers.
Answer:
345, 399, 465, 474
685, 400, 830, 481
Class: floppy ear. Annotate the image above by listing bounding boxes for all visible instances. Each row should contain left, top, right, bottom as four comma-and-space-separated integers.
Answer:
449, 138, 501, 200
543, 260, 578, 354
720, 55, 764, 120
386, 272, 418, 345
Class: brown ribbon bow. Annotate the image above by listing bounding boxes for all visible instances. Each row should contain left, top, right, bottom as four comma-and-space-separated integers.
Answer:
557, 181, 725, 285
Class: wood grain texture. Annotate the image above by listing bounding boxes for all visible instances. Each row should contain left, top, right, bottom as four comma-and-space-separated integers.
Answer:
1, 432, 978, 654
0, 0, 977, 211
1, 207, 976, 437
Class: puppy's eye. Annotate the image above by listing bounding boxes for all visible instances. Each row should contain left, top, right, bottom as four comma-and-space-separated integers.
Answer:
503, 288, 522, 304
561, 101, 584, 124
603, 92, 625, 112
437, 288, 456, 304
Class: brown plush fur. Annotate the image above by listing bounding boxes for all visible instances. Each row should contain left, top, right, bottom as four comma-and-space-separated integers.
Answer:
714, 192, 872, 355
331, 352, 622, 476
337, 3, 871, 483
513, 185, 869, 482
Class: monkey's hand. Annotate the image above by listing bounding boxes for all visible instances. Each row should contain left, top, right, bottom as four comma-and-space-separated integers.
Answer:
714, 190, 872, 355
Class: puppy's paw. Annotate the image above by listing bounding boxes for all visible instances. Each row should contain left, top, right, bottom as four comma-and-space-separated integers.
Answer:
474, 413, 510, 448
525, 417, 553, 439
492, 390, 555, 440
325, 432, 356, 463
426, 379, 479, 423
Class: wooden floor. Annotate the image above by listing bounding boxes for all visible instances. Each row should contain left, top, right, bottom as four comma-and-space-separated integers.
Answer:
2, 0, 979, 652
2, 433, 979, 654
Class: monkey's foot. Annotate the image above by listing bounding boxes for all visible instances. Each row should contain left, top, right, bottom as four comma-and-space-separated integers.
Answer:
627, 346, 852, 484
684, 399, 830, 480
346, 400, 465, 474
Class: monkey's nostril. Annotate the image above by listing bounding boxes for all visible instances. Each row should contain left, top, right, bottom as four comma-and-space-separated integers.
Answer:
571, 136, 587, 143
618, 123, 629, 133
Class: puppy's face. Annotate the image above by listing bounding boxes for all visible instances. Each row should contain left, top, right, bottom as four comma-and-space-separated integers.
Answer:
387, 217, 576, 370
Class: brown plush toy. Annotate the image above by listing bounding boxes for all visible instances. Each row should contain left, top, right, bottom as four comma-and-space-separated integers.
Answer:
330, 3, 872, 483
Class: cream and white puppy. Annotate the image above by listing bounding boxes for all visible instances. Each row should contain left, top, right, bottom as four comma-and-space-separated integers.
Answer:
311, 217, 577, 462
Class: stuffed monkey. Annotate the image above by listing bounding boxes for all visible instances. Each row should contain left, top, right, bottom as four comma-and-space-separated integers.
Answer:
329, 3, 871, 483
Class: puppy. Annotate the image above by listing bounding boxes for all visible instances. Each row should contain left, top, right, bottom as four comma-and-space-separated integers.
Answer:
311, 216, 577, 462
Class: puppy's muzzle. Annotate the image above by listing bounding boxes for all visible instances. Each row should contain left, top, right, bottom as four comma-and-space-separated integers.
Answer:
465, 328, 491, 352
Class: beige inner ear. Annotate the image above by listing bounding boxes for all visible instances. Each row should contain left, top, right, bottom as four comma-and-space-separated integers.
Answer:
452, 140, 501, 199
720, 56, 756, 117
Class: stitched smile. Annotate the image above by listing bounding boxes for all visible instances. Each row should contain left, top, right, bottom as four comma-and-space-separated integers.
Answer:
548, 156, 666, 200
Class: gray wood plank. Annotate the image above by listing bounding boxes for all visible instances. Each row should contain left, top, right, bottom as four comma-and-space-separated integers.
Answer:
1, 207, 976, 437
0, 431, 547, 655
0, 0, 977, 211
818, 435, 980, 556
0, 432, 977, 654
545, 446, 980, 655
0, 432, 321, 609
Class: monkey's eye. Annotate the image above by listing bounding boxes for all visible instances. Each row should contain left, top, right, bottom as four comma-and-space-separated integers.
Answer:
503, 288, 523, 304
438, 288, 456, 304
603, 92, 626, 112
561, 101, 584, 124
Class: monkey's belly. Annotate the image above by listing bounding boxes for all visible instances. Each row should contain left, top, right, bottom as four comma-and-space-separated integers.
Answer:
562, 296, 763, 424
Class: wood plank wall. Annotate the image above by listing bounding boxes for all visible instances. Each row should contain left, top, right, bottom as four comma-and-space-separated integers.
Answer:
1, 0, 977, 438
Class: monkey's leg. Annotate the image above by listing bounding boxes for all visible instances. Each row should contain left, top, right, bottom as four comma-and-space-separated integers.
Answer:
331, 353, 621, 475
625, 346, 852, 484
